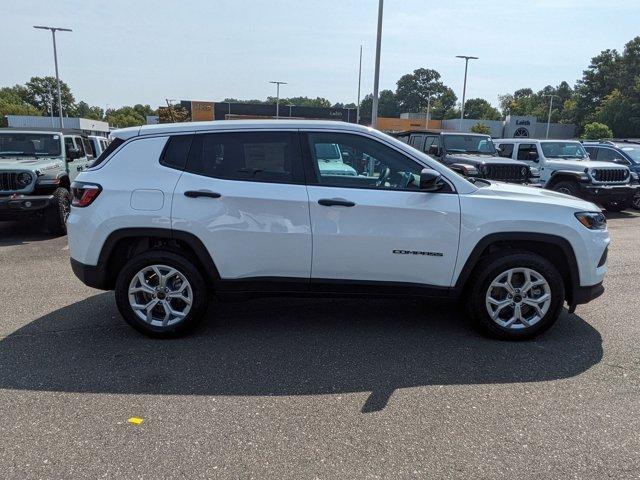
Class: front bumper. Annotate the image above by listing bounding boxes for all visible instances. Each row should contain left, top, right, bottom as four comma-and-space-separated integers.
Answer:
572, 282, 604, 305
0, 194, 54, 220
578, 184, 640, 204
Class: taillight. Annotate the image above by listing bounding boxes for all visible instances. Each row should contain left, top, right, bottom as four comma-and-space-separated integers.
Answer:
71, 181, 102, 207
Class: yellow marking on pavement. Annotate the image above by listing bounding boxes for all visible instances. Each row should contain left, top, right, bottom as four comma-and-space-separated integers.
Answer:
127, 417, 144, 425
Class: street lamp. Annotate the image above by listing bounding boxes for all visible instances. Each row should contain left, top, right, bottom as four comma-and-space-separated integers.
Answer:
456, 55, 478, 130
371, 0, 384, 129
269, 81, 287, 119
356, 44, 363, 124
34, 26, 72, 129
544, 94, 561, 139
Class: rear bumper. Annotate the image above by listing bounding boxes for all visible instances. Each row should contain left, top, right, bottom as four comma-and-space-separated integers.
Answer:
578, 184, 639, 203
70, 257, 110, 290
0, 194, 54, 220
572, 282, 605, 305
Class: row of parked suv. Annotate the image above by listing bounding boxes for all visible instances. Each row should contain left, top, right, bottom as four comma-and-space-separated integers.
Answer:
0, 130, 110, 233
396, 131, 640, 212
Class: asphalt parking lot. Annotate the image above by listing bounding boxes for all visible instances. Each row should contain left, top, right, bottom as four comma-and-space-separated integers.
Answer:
1, 214, 639, 479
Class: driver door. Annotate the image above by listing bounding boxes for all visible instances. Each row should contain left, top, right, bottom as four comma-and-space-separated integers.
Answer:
303, 131, 461, 288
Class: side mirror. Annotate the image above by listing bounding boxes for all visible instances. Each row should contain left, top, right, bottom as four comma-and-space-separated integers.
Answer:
527, 151, 539, 162
495, 146, 503, 153
428, 144, 440, 156
420, 168, 443, 191
66, 147, 82, 161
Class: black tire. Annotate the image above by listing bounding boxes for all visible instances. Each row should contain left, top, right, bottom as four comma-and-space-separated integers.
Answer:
465, 252, 565, 340
114, 250, 209, 338
45, 187, 71, 235
632, 192, 640, 211
603, 201, 631, 212
551, 180, 580, 197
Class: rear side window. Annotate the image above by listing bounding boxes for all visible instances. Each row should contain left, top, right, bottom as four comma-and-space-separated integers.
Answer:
73, 137, 86, 157
185, 131, 303, 184
498, 143, 514, 158
160, 134, 193, 170
82, 138, 94, 158
89, 137, 125, 168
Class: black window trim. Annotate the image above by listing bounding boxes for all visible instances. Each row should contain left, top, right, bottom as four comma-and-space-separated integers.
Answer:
300, 129, 456, 194
159, 132, 195, 171
183, 129, 306, 186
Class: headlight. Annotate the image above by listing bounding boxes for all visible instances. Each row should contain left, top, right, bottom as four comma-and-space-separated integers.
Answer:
16, 172, 33, 188
575, 212, 606, 230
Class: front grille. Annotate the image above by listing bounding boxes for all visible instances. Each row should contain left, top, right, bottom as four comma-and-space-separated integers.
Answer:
592, 168, 627, 183
484, 164, 529, 183
0, 172, 19, 191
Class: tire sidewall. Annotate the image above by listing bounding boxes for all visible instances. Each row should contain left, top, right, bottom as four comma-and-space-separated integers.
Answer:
114, 251, 208, 338
469, 253, 565, 340
551, 181, 579, 197
45, 187, 71, 235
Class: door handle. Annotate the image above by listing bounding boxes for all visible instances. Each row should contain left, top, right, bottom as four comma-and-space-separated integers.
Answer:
184, 190, 221, 199
318, 198, 356, 207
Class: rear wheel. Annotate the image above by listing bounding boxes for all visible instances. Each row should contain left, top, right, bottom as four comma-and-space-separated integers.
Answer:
465, 252, 565, 340
114, 250, 209, 338
44, 187, 71, 235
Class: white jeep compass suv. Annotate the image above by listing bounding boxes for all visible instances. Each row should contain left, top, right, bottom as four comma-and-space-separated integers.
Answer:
68, 120, 609, 340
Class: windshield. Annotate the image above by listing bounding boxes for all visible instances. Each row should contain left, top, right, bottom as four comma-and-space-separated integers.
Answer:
0, 133, 62, 157
541, 141, 588, 160
314, 143, 342, 161
620, 146, 640, 163
443, 135, 496, 155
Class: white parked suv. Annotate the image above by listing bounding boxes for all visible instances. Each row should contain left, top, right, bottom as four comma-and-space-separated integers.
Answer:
68, 121, 609, 340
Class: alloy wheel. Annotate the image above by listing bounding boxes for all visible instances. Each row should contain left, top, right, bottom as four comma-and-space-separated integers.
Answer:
128, 264, 193, 327
485, 267, 551, 329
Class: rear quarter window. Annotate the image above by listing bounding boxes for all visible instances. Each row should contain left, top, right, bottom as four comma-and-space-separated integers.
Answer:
160, 134, 194, 170
89, 137, 125, 168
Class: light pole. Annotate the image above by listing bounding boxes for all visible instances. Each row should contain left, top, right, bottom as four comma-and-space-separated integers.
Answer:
34, 26, 72, 129
544, 94, 560, 139
269, 81, 287, 119
425, 90, 432, 128
46, 84, 54, 128
456, 55, 478, 130
356, 44, 363, 124
371, 0, 384, 129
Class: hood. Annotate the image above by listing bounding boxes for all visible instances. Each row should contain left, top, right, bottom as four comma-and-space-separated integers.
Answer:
471, 181, 600, 211
445, 153, 526, 166
545, 159, 628, 171
0, 156, 62, 172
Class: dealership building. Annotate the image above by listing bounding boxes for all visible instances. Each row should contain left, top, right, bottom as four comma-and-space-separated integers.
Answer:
150, 101, 577, 139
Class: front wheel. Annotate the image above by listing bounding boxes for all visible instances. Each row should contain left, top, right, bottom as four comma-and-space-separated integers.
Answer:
465, 252, 565, 340
551, 180, 580, 197
44, 187, 71, 235
632, 192, 640, 210
114, 250, 209, 338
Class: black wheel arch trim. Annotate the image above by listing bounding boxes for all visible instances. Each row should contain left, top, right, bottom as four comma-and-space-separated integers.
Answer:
76, 227, 221, 290
453, 232, 581, 304
547, 170, 590, 185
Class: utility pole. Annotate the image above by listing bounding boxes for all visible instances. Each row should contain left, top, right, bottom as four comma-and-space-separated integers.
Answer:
356, 44, 363, 124
544, 94, 560, 139
46, 84, 54, 128
34, 26, 72, 129
456, 55, 478, 130
371, 0, 384, 129
269, 81, 287, 119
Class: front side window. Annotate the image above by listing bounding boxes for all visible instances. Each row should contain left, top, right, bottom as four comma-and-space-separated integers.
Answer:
540, 141, 588, 160
0, 133, 62, 157
597, 147, 630, 164
517, 144, 539, 161
308, 132, 424, 191
186, 131, 303, 184
82, 138, 94, 158
620, 146, 640, 163
409, 135, 425, 151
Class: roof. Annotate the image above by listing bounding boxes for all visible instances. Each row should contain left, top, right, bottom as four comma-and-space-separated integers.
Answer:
112, 120, 373, 140
0, 129, 64, 135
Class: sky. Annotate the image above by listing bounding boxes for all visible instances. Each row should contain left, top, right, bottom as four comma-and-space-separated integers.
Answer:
3, 0, 640, 111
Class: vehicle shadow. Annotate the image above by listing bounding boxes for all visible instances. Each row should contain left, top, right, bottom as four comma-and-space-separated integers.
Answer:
0, 293, 603, 413
0, 219, 60, 246
604, 210, 638, 220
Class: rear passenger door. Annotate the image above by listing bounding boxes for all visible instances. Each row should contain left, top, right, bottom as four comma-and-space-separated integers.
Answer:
171, 130, 312, 282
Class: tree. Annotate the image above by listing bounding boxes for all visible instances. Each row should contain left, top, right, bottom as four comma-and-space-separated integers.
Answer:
395, 68, 457, 119
582, 122, 613, 139
463, 98, 501, 120
358, 90, 400, 124
470, 122, 491, 134
75, 101, 104, 120
0, 86, 41, 118
23, 76, 75, 116
593, 89, 639, 137
106, 106, 148, 127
